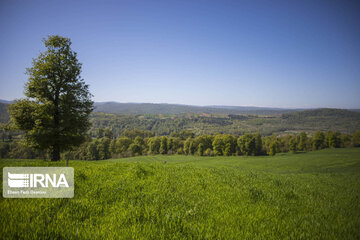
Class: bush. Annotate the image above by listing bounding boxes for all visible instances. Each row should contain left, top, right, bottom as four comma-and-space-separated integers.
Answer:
204, 148, 214, 156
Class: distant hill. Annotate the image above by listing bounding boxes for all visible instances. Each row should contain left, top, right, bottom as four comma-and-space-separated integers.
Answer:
1, 100, 360, 135
94, 102, 301, 115
0, 99, 13, 104
3, 99, 358, 115
282, 108, 360, 119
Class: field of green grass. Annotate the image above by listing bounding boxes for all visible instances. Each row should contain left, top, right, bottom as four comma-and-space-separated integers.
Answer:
1, 148, 360, 239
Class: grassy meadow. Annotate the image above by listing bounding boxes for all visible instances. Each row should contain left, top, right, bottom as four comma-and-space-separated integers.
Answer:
1, 148, 360, 239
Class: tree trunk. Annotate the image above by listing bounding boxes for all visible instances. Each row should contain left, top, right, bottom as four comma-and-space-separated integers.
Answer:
52, 88, 60, 162
51, 146, 60, 161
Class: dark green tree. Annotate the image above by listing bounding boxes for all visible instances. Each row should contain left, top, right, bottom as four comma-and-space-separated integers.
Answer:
109, 139, 117, 154
189, 141, 195, 155
194, 135, 213, 151
0, 142, 10, 158
97, 137, 111, 160
212, 135, 225, 156
167, 137, 174, 152
129, 143, 142, 156
0, 123, 8, 142
148, 137, 161, 154
97, 128, 105, 138
352, 131, 360, 147
327, 131, 341, 148
298, 132, 307, 151
254, 133, 263, 155
104, 128, 113, 139
340, 134, 351, 148
224, 135, 236, 156
289, 137, 297, 153
116, 137, 132, 154
269, 140, 277, 156
87, 140, 99, 160
237, 134, 260, 156
134, 136, 145, 152
313, 131, 325, 150
198, 143, 204, 156
159, 136, 168, 154
9, 35, 93, 161
184, 137, 193, 155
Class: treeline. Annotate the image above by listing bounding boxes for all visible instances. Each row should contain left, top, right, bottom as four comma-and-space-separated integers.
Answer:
1, 128, 360, 160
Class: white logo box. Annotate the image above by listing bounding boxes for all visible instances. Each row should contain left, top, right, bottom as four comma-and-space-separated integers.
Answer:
3, 167, 74, 198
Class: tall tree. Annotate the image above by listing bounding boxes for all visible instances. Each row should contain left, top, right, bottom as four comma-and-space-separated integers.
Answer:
298, 132, 308, 151
327, 131, 341, 148
98, 137, 111, 160
313, 131, 325, 150
212, 135, 225, 156
352, 131, 360, 147
159, 136, 168, 154
9, 35, 93, 161
116, 137, 133, 154
198, 143, 204, 156
254, 133, 263, 155
148, 137, 161, 154
289, 137, 297, 153
238, 133, 259, 156
269, 140, 278, 156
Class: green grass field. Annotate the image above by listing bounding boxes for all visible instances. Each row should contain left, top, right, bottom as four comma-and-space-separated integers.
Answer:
1, 148, 360, 239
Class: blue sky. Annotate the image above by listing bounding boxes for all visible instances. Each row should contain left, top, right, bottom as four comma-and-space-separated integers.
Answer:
0, 0, 359, 108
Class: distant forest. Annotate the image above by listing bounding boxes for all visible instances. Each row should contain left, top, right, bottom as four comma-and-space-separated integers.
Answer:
1, 102, 360, 137
89, 108, 360, 137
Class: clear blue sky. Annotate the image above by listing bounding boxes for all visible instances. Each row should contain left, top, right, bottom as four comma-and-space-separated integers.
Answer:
0, 0, 359, 108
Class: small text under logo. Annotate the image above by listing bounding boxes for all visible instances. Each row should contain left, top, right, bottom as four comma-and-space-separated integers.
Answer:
3, 167, 74, 198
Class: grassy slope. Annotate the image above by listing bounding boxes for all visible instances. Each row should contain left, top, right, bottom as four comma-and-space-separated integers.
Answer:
1, 148, 360, 239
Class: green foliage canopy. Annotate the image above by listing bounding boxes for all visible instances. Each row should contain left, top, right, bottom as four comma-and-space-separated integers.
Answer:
8, 35, 93, 161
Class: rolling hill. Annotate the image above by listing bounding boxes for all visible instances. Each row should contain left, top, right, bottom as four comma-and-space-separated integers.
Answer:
93, 102, 303, 115
1, 100, 360, 135
89, 108, 360, 136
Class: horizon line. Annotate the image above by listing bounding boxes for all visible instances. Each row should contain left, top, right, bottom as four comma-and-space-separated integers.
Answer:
1, 98, 359, 110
